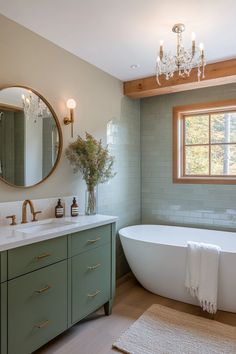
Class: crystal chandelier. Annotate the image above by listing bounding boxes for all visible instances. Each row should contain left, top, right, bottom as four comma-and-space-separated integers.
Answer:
21, 91, 50, 123
156, 23, 205, 85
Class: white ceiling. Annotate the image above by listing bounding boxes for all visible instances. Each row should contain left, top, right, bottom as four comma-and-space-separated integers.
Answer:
0, 0, 236, 81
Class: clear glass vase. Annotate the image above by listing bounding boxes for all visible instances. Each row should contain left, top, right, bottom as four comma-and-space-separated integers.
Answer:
85, 186, 97, 215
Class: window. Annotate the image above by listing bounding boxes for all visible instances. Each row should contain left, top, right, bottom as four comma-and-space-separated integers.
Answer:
173, 100, 236, 184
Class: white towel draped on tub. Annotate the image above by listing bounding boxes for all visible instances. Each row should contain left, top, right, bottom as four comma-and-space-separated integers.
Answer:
185, 241, 221, 314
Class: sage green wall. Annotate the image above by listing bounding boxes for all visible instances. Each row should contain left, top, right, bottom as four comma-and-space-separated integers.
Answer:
141, 83, 236, 230
0, 15, 140, 277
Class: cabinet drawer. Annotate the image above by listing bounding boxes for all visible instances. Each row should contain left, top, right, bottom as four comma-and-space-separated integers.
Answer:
8, 236, 67, 279
70, 224, 111, 256
71, 243, 111, 324
8, 260, 67, 354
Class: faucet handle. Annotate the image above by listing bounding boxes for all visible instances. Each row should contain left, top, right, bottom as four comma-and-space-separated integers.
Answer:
32, 211, 42, 222
6, 215, 17, 226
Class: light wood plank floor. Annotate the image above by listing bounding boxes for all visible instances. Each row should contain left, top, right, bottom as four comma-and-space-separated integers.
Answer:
36, 274, 236, 354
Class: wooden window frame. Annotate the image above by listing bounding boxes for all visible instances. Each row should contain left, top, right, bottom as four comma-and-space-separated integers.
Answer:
173, 99, 236, 184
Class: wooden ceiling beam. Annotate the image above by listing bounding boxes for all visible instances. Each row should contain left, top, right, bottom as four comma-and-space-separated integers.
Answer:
123, 58, 236, 99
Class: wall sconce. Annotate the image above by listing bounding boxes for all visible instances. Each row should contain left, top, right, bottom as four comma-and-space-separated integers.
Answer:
64, 98, 77, 137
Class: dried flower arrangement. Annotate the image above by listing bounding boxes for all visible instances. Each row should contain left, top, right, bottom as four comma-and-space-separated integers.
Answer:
65, 132, 116, 214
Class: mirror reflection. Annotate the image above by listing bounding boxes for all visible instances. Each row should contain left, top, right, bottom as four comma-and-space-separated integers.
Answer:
0, 87, 61, 187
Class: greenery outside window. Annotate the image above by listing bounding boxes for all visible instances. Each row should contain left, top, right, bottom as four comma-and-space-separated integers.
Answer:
173, 100, 236, 184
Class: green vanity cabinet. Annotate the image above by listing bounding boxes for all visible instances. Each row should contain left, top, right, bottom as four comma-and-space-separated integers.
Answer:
1, 282, 7, 354
8, 236, 67, 279
0, 220, 116, 354
8, 260, 68, 354
70, 224, 111, 256
68, 223, 115, 325
0, 253, 7, 284
71, 243, 111, 324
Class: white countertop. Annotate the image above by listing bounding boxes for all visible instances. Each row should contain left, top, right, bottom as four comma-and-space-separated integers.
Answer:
0, 214, 118, 251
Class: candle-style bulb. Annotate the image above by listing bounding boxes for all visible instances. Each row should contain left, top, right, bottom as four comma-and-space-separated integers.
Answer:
191, 32, 196, 56
191, 32, 196, 41
159, 40, 164, 60
199, 42, 204, 51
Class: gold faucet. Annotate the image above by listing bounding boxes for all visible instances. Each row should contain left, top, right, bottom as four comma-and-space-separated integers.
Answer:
21, 199, 42, 224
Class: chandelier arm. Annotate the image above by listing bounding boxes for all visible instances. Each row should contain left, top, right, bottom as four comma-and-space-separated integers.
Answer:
156, 23, 206, 84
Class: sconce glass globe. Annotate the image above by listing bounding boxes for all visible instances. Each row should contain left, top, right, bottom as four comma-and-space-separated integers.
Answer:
66, 98, 77, 109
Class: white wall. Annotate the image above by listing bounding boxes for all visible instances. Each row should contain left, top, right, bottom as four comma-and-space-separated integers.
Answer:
0, 14, 141, 277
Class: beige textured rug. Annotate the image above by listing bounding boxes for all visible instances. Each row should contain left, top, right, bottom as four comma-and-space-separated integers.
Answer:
113, 304, 236, 354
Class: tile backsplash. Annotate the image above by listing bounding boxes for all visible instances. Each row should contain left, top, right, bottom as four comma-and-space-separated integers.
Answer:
150, 205, 236, 229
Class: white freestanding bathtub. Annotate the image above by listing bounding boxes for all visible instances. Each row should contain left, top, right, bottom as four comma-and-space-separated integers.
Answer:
119, 224, 236, 313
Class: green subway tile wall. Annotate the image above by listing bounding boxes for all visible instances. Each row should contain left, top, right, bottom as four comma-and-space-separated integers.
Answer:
141, 83, 236, 230
99, 97, 141, 277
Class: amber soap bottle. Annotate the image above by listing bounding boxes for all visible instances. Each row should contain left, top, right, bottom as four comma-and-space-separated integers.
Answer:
71, 197, 79, 217
55, 199, 64, 218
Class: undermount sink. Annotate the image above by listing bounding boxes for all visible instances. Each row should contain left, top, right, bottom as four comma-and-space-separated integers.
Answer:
15, 219, 76, 235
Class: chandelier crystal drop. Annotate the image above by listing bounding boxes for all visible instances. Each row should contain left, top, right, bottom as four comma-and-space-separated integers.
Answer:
156, 23, 206, 85
21, 91, 50, 123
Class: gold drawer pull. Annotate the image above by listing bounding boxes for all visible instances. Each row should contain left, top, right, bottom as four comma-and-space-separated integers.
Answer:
35, 285, 51, 294
34, 320, 50, 329
87, 263, 101, 271
87, 290, 101, 298
87, 237, 101, 244
36, 253, 51, 261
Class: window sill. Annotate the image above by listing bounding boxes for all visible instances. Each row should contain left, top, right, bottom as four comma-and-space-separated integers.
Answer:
173, 176, 236, 185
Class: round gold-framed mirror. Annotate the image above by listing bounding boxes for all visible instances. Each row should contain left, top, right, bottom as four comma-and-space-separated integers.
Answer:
0, 85, 62, 188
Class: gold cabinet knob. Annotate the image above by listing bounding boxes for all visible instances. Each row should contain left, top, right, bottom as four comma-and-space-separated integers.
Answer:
87, 237, 101, 244
34, 320, 50, 329
87, 289, 101, 297
87, 263, 101, 271
35, 253, 51, 261
34, 285, 52, 295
